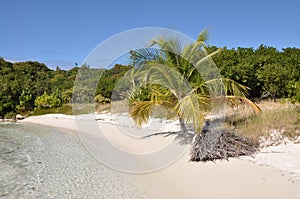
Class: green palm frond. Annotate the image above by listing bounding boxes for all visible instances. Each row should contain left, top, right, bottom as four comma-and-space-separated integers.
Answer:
128, 84, 176, 126
204, 78, 249, 97
196, 93, 211, 109
150, 36, 182, 55
181, 29, 210, 60
197, 29, 209, 45
194, 48, 221, 67
175, 93, 204, 132
193, 78, 261, 114
221, 78, 249, 97
149, 36, 184, 69
130, 48, 163, 67
134, 62, 192, 98
130, 101, 158, 126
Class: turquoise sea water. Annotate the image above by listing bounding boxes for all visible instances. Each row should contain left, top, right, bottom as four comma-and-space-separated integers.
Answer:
0, 123, 145, 199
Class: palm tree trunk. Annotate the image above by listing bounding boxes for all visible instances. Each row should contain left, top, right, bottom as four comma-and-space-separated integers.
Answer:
179, 117, 190, 143
179, 117, 188, 135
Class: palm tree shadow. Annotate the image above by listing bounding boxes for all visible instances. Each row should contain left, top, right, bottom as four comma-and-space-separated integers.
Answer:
142, 131, 194, 145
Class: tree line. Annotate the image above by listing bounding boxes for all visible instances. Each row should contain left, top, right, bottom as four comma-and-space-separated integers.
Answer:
0, 44, 299, 118
0, 58, 78, 117
207, 45, 300, 101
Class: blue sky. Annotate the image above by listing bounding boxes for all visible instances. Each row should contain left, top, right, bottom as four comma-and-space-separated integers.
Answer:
1, 0, 299, 69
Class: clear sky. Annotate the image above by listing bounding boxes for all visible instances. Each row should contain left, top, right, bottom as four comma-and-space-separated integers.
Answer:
1, 0, 299, 69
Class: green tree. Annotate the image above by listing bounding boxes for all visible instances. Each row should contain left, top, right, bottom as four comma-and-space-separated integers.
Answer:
0, 58, 17, 116
34, 90, 62, 108
16, 90, 32, 113
0, 58, 78, 116
62, 88, 73, 104
288, 81, 300, 105
72, 86, 94, 103
96, 64, 132, 99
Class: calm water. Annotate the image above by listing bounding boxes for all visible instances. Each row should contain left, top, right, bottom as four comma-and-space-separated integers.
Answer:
0, 123, 146, 199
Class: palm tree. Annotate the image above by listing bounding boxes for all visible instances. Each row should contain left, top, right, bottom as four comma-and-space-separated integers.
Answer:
119, 29, 260, 140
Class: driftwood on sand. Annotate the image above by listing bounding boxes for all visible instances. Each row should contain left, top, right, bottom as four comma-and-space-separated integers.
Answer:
190, 128, 258, 162
143, 119, 258, 162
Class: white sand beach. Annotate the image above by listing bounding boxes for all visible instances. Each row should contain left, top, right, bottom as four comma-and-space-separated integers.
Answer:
20, 114, 300, 199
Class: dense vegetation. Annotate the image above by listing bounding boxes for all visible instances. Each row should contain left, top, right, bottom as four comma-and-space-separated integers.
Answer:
0, 58, 78, 118
207, 45, 300, 100
0, 44, 299, 118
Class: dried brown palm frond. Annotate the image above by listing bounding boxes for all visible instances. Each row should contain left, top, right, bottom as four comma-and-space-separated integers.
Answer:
190, 129, 258, 162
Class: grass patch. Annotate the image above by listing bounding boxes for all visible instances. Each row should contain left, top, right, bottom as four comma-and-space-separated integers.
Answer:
32, 104, 73, 116
225, 105, 300, 142
31, 103, 112, 116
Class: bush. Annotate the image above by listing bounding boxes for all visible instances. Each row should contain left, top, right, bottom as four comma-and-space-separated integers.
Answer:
4, 111, 16, 119
16, 90, 33, 113
94, 94, 110, 105
62, 88, 73, 104
288, 81, 300, 105
34, 90, 62, 109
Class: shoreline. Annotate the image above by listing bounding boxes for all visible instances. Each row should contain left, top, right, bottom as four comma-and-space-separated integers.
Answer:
19, 113, 300, 198
1, 120, 147, 198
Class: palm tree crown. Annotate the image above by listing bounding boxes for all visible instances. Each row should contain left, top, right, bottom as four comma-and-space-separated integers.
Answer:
114, 29, 260, 135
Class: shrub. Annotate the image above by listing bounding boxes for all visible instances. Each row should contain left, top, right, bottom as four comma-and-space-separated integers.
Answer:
94, 94, 110, 105
288, 81, 300, 105
34, 90, 62, 108
4, 111, 16, 119
16, 90, 33, 113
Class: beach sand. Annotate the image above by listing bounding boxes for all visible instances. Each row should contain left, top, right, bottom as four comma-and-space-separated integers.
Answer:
20, 114, 300, 199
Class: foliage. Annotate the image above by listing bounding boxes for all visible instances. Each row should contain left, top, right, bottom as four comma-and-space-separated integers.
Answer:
126, 31, 260, 135
73, 65, 104, 104
288, 81, 300, 104
4, 111, 16, 119
0, 58, 77, 116
62, 88, 73, 104
96, 64, 132, 99
1, 40, 300, 117
72, 86, 94, 104
32, 104, 73, 116
34, 90, 62, 109
94, 94, 111, 105
208, 45, 300, 100
16, 90, 33, 113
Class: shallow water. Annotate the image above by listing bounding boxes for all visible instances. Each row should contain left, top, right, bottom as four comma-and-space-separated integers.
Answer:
0, 123, 146, 199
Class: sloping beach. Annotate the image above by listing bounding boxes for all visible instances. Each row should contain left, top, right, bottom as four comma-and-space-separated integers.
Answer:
19, 114, 300, 199
0, 122, 147, 199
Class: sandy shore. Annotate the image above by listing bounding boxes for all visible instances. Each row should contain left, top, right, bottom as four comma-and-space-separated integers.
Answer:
1, 123, 147, 198
20, 114, 300, 199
